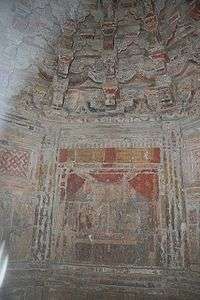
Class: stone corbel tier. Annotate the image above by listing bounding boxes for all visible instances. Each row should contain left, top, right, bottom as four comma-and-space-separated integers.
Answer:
52, 49, 74, 109
101, 21, 117, 50
103, 79, 119, 107
57, 50, 74, 79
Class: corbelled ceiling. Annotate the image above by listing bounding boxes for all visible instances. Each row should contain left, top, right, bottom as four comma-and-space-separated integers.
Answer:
0, 2, 200, 300
0, 0, 200, 123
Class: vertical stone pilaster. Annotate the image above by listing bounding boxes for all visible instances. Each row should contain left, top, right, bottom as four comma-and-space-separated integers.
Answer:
162, 122, 187, 268
32, 129, 60, 262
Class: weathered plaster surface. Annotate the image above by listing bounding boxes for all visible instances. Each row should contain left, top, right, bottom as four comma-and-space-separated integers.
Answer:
0, 0, 200, 299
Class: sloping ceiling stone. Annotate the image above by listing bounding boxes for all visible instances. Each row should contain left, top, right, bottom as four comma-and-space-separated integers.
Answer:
0, 0, 199, 124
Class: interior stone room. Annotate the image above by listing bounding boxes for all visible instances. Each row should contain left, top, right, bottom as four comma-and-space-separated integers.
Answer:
0, 0, 200, 299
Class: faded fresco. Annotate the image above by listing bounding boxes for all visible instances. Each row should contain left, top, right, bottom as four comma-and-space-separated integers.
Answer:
55, 147, 160, 265
0, 0, 199, 299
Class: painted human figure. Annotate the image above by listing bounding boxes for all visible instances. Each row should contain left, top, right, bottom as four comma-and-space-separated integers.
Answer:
78, 204, 94, 237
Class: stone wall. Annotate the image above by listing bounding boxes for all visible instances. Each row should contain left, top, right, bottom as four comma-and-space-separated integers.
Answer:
0, 120, 199, 299
0, 0, 200, 299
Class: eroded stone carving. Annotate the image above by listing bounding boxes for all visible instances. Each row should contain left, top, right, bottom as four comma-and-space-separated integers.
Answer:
10, 0, 199, 121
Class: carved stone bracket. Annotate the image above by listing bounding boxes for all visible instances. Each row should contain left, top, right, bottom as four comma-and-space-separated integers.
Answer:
101, 21, 117, 50
103, 79, 119, 107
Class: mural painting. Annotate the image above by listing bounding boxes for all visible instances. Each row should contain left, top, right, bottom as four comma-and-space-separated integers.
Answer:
55, 147, 160, 266
0, 0, 200, 298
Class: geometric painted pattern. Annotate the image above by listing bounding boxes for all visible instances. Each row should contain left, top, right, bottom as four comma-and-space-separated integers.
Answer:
0, 148, 30, 178
58, 148, 160, 164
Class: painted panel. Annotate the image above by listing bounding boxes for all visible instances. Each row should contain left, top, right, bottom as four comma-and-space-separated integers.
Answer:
0, 147, 30, 178
58, 148, 160, 164
55, 147, 161, 266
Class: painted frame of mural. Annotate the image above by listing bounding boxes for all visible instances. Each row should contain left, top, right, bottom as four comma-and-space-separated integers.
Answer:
53, 147, 162, 266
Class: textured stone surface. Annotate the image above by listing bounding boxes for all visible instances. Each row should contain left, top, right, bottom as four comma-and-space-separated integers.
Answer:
0, 0, 200, 299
